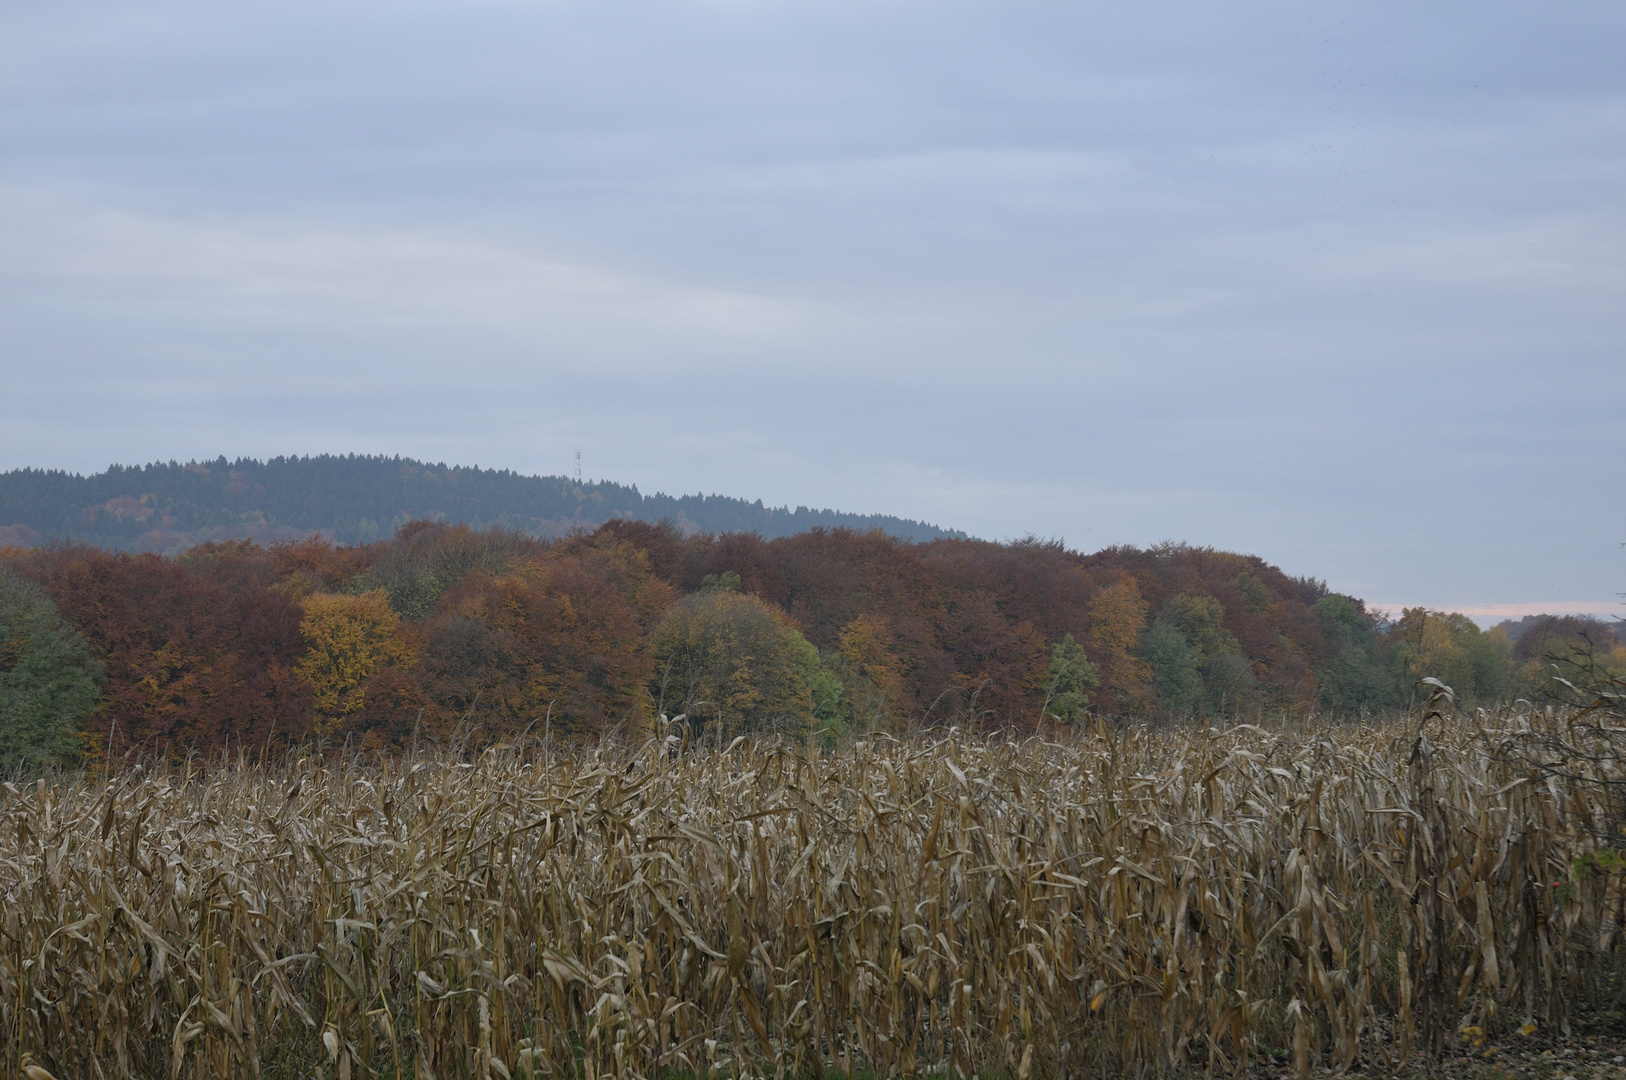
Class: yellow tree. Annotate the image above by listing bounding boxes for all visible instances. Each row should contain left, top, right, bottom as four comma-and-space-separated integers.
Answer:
834, 614, 905, 733
295, 590, 415, 723
1087, 576, 1153, 715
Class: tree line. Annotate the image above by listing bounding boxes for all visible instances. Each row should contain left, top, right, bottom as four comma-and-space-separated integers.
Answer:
0, 454, 965, 552
1, 522, 1620, 771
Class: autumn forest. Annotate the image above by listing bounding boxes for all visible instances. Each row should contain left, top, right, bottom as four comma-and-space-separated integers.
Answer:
4, 511, 1618, 772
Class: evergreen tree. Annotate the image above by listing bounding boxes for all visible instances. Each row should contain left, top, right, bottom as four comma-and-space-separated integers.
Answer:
0, 565, 103, 773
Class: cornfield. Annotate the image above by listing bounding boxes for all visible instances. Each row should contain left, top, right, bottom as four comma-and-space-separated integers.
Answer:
5, 704, 1626, 1079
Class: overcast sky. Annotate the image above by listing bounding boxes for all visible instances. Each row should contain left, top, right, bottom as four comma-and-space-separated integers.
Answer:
2, 0, 1622, 620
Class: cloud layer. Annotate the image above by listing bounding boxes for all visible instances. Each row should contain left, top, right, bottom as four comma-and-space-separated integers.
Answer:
2, 0, 1623, 614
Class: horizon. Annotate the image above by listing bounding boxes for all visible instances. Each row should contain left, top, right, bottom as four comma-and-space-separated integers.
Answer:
2, 451, 1617, 631
3, 2, 1621, 623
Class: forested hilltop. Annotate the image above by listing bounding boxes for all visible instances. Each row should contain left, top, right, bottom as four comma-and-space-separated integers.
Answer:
0, 455, 965, 551
5, 520, 1619, 770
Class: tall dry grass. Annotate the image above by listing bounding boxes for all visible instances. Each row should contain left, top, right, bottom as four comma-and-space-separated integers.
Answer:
4, 704, 1624, 1079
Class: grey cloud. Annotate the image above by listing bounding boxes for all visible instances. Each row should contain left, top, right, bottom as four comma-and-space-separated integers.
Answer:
1, 0, 1622, 615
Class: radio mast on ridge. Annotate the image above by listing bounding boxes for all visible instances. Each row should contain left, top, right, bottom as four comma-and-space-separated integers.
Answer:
574, 451, 582, 484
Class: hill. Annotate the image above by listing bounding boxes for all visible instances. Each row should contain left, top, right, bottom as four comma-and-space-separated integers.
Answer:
0, 455, 966, 551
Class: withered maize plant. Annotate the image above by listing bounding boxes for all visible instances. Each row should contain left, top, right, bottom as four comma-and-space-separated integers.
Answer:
4, 706, 1623, 1079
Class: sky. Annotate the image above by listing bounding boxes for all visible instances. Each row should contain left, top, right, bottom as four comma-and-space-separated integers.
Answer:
1, 0, 1623, 622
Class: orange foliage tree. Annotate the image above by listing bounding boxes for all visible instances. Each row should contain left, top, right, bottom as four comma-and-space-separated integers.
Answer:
15, 544, 312, 756
1084, 576, 1154, 715
421, 553, 659, 738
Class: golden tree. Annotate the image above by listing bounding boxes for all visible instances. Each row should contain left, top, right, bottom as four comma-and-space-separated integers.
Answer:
295, 590, 414, 723
834, 613, 905, 732
1087, 574, 1154, 714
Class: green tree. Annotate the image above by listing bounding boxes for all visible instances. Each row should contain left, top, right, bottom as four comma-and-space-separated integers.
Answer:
1163, 595, 1239, 661
1140, 620, 1203, 715
1387, 608, 1515, 708
1233, 571, 1272, 614
700, 571, 742, 592
1313, 595, 1396, 714
789, 634, 850, 739
1041, 633, 1099, 725
1204, 651, 1256, 716
0, 564, 103, 773
1144, 594, 1253, 717
647, 590, 817, 740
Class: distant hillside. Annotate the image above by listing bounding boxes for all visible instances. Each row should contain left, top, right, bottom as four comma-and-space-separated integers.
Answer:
0, 455, 967, 552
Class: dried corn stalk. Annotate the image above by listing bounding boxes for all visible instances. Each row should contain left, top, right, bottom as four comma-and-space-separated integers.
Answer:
1, 707, 1619, 1078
